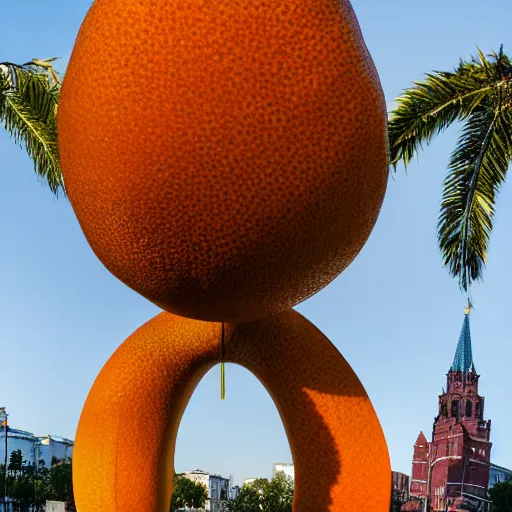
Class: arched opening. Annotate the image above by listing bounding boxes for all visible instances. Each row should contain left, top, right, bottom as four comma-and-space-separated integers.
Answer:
465, 400, 472, 418
174, 363, 292, 499
451, 400, 459, 417
476, 401, 482, 419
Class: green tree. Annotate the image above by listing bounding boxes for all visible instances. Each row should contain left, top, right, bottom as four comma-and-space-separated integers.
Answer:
390, 487, 405, 512
0, 58, 63, 195
225, 473, 294, 512
2, 451, 38, 512
47, 460, 75, 511
388, 46, 512, 292
11, 472, 35, 511
224, 483, 261, 512
261, 472, 293, 512
32, 476, 47, 512
169, 475, 208, 511
489, 480, 512, 512
8, 449, 23, 477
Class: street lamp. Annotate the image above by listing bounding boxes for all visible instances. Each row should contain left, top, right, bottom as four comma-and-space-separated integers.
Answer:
1, 411, 9, 512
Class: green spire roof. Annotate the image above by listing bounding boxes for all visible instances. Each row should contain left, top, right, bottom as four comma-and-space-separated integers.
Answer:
451, 312, 475, 373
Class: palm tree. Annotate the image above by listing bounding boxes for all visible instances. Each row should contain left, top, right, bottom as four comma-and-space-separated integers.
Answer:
0, 58, 63, 195
389, 46, 512, 292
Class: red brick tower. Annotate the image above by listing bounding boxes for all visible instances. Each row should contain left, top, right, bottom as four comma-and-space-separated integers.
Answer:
410, 431, 429, 498
404, 304, 492, 512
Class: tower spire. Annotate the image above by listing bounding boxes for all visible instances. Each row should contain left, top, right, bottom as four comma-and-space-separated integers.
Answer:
451, 302, 475, 373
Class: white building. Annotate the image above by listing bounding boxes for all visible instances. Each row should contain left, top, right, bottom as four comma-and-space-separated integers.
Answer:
0, 425, 38, 468
37, 434, 74, 467
273, 462, 294, 483
181, 469, 230, 511
229, 485, 240, 500
0, 408, 73, 469
489, 463, 512, 488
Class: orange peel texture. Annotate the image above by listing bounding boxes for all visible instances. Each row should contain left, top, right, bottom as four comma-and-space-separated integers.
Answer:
73, 309, 391, 511
57, 0, 389, 322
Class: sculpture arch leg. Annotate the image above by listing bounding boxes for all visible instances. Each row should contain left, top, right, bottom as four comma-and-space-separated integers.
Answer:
225, 310, 390, 510
73, 310, 390, 511
73, 315, 221, 511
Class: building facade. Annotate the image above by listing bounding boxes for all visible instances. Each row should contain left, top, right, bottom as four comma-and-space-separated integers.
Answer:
393, 471, 410, 502
229, 485, 240, 500
403, 308, 511, 512
273, 462, 294, 483
0, 408, 73, 469
488, 463, 512, 489
181, 469, 230, 512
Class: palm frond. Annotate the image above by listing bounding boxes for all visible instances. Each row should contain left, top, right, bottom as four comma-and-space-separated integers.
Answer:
389, 47, 512, 290
388, 49, 510, 170
0, 60, 64, 196
438, 103, 512, 291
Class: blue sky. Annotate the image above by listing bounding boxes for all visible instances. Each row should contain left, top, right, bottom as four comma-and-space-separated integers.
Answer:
1, 0, 511, 486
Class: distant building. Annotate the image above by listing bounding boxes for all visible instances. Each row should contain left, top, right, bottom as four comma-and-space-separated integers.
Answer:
0, 425, 39, 468
0, 408, 73, 469
392, 471, 410, 502
488, 463, 512, 488
229, 485, 240, 500
243, 478, 257, 486
38, 434, 74, 467
181, 469, 230, 512
273, 462, 294, 483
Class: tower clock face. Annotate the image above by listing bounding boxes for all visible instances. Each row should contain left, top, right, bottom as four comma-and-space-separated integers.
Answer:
453, 382, 461, 391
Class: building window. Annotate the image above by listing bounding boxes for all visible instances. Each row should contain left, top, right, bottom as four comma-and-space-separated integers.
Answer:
451, 400, 459, 417
466, 400, 472, 418
476, 402, 482, 419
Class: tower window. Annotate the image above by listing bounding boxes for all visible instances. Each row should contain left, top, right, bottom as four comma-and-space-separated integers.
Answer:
476, 402, 482, 419
466, 400, 472, 418
451, 400, 459, 417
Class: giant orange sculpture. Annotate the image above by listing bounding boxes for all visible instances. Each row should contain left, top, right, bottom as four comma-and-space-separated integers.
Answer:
57, 0, 391, 508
